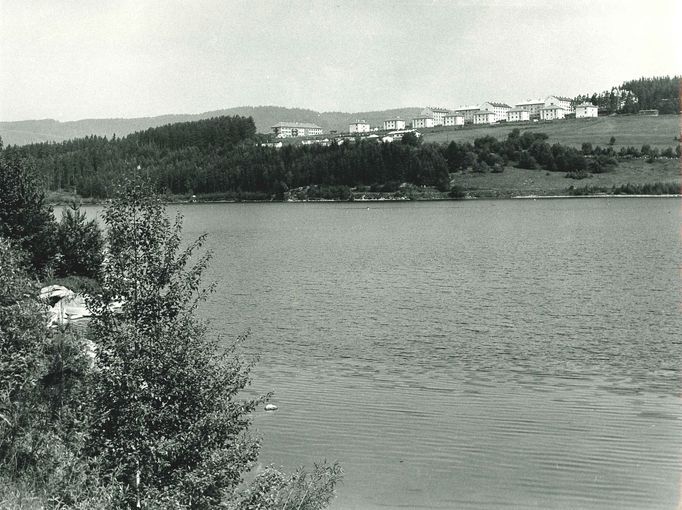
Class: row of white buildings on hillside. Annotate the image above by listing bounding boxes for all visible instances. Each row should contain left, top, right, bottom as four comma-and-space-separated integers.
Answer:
270, 95, 599, 138
408, 96, 597, 128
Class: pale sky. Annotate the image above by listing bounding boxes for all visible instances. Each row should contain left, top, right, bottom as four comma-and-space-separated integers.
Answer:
1, 0, 680, 121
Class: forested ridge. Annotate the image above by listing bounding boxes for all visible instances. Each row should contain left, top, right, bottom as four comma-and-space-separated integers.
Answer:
3, 105, 679, 200
573, 75, 680, 114
4, 116, 453, 198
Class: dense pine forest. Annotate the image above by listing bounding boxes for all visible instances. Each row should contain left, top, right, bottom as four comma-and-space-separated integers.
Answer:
3, 116, 454, 198
2, 113, 680, 200
573, 75, 680, 114
2, 74, 679, 201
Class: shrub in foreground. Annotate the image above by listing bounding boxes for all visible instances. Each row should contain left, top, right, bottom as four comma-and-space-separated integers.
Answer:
86, 176, 341, 508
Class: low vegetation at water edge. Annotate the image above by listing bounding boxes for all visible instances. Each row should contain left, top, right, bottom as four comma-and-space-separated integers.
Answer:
0, 152, 342, 508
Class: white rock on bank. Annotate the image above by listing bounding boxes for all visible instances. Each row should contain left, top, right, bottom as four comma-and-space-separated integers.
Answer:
39, 285, 74, 304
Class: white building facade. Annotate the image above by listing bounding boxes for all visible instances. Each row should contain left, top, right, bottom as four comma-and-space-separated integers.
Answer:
349, 120, 371, 134
506, 108, 530, 122
421, 107, 450, 126
271, 122, 323, 138
575, 103, 598, 118
515, 99, 545, 119
480, 102, 512, 123
443, 114, 464, 127
473, 110, 496, 125
544, 95, 574, 112
539, 105, 566, 121
452, 106, 480, 124
383, 118, 406, 131
412, 116, 434, 129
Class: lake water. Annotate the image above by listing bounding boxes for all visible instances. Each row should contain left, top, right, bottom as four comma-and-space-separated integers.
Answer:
101, 199, 682, 508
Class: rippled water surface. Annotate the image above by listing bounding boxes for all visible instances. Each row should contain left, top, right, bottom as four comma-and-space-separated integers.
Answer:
170, 199, 679, 508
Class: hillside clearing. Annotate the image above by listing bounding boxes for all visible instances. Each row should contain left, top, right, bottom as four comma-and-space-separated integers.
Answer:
421, 115, 681, 149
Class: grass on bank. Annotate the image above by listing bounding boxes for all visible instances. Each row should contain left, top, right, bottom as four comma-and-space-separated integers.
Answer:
449, 157, 680, 198
421, 115, 681, 150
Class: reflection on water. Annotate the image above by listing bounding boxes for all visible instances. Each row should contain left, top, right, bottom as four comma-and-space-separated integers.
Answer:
149, 199, 679, 508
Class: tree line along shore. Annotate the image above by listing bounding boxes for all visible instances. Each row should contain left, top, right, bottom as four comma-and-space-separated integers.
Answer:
0, 149, 343, 508
1, 111, 679, 204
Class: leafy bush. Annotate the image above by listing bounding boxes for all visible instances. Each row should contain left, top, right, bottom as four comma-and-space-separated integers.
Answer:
448, 185, 466, 199
0, 239, 110, 507
231, 462, 342, 510
0, 155, 57, 274
85, 176, 342, 508
55, 203, 104, 279
517, 151, 538, 169
566, 169, 590, 180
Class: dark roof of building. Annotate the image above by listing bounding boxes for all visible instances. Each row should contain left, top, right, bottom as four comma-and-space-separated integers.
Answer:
271, 122, 322, 129
485, 102, 511, 108
547, 95, 573, 102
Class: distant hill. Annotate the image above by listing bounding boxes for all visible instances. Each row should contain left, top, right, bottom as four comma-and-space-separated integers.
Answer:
0, 106, 422, 146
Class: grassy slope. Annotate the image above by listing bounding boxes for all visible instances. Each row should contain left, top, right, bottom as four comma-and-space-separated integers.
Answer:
450, 158, 680, 197
422, 115, 681, 149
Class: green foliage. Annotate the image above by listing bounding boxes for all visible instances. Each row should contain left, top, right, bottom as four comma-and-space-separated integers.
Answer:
0, 239, 110, 508
448, 185, 466, 199
0, 240, 48, 456
567, 182, 679, 196
0, 155, 58, 274
566, 185, 609, 196
588, 155, 618, 174
572, 76, 680, 114
42, 276, 102, 296
517, 151, 538, 170
400, 131, 421, 147
1, 177, 342, 508
55, 203, 104, 279
565, 169, 590, 180
232, 462, 342, 510
86, 176, 261, 507
612, 182, 679, 195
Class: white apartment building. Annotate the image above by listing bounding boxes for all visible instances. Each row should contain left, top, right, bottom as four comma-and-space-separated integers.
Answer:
575, 103, 598, 118
421, 107, 450, 126
271, 122, 323, 138
443, 113, 464, 127
383, 118, 406, 131
545, 95, 574, 112
506, 108, 530, 122
473, 110, 496, 125
480, 102, 512, 123
412, 116, 434, 129
452, 105, 480, 124
349, 120, 371, 134
540, 105, 566, 121
514, 99, 545, 119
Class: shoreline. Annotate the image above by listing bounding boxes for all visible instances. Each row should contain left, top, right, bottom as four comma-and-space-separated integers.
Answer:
49, 193, 681, 207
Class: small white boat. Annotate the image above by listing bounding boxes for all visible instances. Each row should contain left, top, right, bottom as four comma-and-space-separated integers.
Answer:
264, 404, 278, 411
